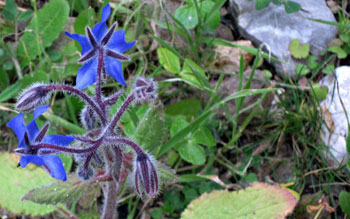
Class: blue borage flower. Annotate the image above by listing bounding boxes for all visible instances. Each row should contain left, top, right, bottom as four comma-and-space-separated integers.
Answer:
65, 4, 136, 90
7, 105, 75, 181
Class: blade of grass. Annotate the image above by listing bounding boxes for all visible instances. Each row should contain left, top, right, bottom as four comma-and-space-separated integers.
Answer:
157, 87, 280, 157
43, 112, 86, 134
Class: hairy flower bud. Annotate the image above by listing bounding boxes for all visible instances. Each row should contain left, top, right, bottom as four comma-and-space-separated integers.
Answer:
77, 164, 94, 181
80, 105, 97, 130
16, 83, 51, 112
133, 77, 157, 102
133, 152, 159, 197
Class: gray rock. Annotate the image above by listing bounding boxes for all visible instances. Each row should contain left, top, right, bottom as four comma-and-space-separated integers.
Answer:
229, 0, 337, 76
320, 66, 350, 166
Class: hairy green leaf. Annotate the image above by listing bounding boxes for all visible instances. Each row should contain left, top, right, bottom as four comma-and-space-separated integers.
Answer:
22, 174, 99, 205
133, 106, 168, 153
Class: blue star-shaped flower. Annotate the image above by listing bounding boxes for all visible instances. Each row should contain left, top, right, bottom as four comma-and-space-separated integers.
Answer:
7, 105, 75, 181
65, 4, 136, 90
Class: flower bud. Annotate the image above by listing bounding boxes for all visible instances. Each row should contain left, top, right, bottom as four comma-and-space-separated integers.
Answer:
16, 83, 51, 112
133, 152, 159, 197
80, 105, 96, 130
133, 77, 157, 102
77, 164, 94, 181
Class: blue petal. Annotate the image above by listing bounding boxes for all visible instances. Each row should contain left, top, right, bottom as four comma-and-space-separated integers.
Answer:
107, 30, 136, 53
42, 155, 67, 181
76, 59, 98, 90
42, 135, 75, 146
7, 113, 26, 145
104, 57, 126, 87
20, 155, 44, 167
27, 105, 49, 140
65, 32, 92, 55
92, 4, 111, 42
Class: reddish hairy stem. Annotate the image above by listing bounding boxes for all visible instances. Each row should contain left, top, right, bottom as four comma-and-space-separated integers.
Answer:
33, 138, 103, 154
96, 48, 104, 110
105, 137, 143, 155
48, 84, 106, 125
106, 94, 135, 133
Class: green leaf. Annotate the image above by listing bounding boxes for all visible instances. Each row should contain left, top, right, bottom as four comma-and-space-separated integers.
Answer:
74, 8, 96, 35
328, 46, 347, 59
256, 0, 272, 10
22, 174, 99, 205
17, 0, 69, 63
283, 1, 301, 14
308, 56, 318, 69
181, 183, 298, 219
158, 162, 178, 185
0, 71, 48, 103
296, 64, 309, 75
0, 152, 56, 216
165, 98, 202, 120
157, 48, 181, 74
346, 129, 350, 155
179, 142, 206, 165
174, 5, 198, 30
200, 1, 221, 33
3, 0, 18, 21
158, 88, 280, 157
272, 0, 283, 6
133, 106, 167, 153
18, 10, 33, 21
43, 112, 86, 134
310, 83, 328, 101
340, 191, 350, 215
0, 69, 9, 90
289, 39, 310, 59
170, 115, 189, 137
322, 63, 335, 75
67, 0, 88, 13
193, 126, 216, 147
180, 58, 207, 89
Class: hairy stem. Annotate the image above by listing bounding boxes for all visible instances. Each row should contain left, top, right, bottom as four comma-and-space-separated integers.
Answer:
105, 137, 143, 155
33, 138, 103, 154
106, 94, 135, 134
96, 48, 104, 110
102, 181, 119, 219
48, 84, 106, 125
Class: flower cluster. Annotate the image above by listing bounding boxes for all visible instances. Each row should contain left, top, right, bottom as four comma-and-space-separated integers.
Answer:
8, 5, 160, 217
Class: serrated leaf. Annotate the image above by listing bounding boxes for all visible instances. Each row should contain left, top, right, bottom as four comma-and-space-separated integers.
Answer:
179, 142, 206, 165
157, 48, 181, 74
17, 0, 69, 64
181, 182, 298, 219
340, 191, 350, 215
289, 39, 310, 59
174, 5, 198, 30
0, 152, 56, 216
328, 46, 347, 59
133, 106, 168, 153
284, 1, 301, 14
22, 174, 99, 205
256, 0, 272, 10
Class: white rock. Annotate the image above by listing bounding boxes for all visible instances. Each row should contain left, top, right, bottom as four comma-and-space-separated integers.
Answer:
320, 66, 350, 165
